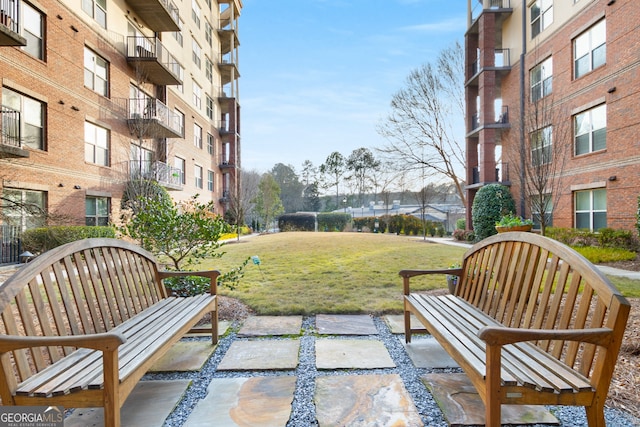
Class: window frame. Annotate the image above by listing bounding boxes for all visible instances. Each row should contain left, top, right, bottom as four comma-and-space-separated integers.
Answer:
530, 56, 552, 102
207, 133, 214, 155
191, 0, 201, 28
207, 170, 214, 191
82, 0, 106, 28
530, 0, 553, 38
1, 87, 45, 150
194, 164, 203, 189
574, 189, 606, 231
192, 39, 201, 69
574, 104, 606, 156
84, 47, 109, 96
2, 188, 46, 230
84, 121, 110, 166
192, 81, 202, 109
21, 2, 45, 60
574, 19, 606, 79
530, 125, 553, 166
193, 122, 202, 148
174, 157, 186, 185
85, 196, 110, 226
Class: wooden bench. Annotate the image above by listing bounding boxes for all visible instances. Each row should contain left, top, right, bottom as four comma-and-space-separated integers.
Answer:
0, 238, 220, 427
401, 232, 630, 427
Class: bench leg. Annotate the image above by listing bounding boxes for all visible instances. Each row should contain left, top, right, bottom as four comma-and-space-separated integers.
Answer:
211, 308, 218, 345
404, 310, 412, 343
103, 350, 121, 427
485, 345, 502, 427
585, 400, 606, 427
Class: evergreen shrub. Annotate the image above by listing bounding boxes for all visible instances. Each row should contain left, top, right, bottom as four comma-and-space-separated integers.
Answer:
22, 226, 116, 254
471, 184, 515, 241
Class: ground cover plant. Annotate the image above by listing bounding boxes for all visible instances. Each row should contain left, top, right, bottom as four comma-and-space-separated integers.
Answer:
201, 232, 464, 315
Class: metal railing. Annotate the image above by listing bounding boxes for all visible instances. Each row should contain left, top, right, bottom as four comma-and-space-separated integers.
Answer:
126, 36, 181, 80
1, 107, 20, 147
0, 0, 20, 34
127, 97, 184, 137
471, 0, 511, 22
129, 160, 183, 187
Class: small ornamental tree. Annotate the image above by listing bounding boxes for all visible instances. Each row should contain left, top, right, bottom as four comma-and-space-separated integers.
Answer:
121, 195, 247, 291
471, 184, 516, 241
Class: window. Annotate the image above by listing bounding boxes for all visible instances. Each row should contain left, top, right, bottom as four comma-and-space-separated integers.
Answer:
207, 170, 214, 191
530, 57, 552, 101
575, 189, 606, 231
574, 20, 606, 78
2, 87, 45, 150
575, 104, 606, 155
130, 144, 153, 178
206, 96, 214, 120
174, 109, 185, 136
194, 165, 203, 188
173, 18, 183, 47
194, 123, 202, 148
174, 157, 186, 184
191, 0, 201, 28
2, 189, 46, 230
192, 40, 201, 68
205, 58, 213, 82
85, 196, 110, 226
84, 121, 109, 166
22, 3, 44, 60
82, 0, 106, 28
193, 81, 202, 109
84, 47, 108, 96
531, 126, 552, 166
205, 20, 212, 46
531, 0, 553, 38
207, 133, 214, 154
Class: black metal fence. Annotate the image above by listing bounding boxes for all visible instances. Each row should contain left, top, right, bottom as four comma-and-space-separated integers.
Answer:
0, 224, 21, 265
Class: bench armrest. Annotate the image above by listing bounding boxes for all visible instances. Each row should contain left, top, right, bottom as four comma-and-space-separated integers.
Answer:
0, 332, 126, 353
478, 326, 613, 347
158, 270, 221, 294
399, 268, 462, 279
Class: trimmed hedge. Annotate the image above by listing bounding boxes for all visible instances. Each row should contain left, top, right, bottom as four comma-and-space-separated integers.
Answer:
317, 212, 351, 232
278, 213, 316, 232
546, 227, 639, 251
21, 226, 116, 254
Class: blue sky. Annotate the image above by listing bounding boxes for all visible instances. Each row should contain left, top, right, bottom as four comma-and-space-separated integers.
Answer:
239, 0, 466, 174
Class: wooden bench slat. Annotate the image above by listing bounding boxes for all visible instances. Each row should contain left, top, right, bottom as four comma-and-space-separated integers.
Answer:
73, 252, 109, 333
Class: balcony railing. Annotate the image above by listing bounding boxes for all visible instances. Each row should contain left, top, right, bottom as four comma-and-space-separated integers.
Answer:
0, 0, 25, 46
471, 0, 511, 22
472, 163, 510, 185
126, 98, 184, 139
219, 157, 234, 169
127, 36, 182, 85
126, 0, 179, 32
0, 108, 28, 158
129, 160, 183, 189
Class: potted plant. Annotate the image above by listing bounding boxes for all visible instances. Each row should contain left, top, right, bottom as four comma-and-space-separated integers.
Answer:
495, 213, 534, 233
446, 263, 461, 294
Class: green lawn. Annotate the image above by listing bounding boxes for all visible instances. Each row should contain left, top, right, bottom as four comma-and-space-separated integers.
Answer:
197, 232, 640, 315
200, 232, 465, 315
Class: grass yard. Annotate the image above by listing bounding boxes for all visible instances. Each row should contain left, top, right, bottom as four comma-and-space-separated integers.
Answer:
200, 232, 465, 315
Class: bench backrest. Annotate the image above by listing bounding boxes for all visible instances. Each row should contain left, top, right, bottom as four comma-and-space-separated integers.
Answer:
456, 232, 630, 384
0, 238, 166, 381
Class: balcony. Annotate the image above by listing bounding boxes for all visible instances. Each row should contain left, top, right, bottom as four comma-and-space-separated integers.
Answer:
469, 0, 512, 31
470, 163, 510, 187
0, 0, 26, 46
127, 36, 182, 86
218, 53, 239, 85
466, 105, 510, 136
219, 157, 235, 169
126, 0, 179, 32
218, 18, 239, 55
0, 108, 28, 158
467, 48, 511, 86
129, 160, 183, 190
126, 98, 184, 139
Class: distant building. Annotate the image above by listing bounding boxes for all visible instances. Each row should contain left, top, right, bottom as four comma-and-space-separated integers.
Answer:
0, 0, 241, 231
466, 0, 639, 231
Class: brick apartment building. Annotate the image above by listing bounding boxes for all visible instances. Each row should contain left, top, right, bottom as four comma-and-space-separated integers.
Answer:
0, 0, 241, 232
465, 0, 639, 231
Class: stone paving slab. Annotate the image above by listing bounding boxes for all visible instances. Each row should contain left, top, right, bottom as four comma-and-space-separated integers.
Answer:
150, 341, 216, 372
316, 339, 395, 369
402, 336, 459, 369
217, 339, 300, 370
184, 376, 296, 427
64, 380, 191, 427
384, 314, 423, 334
316, 314, 377, 335
237, 315, 303, 337
315, 374, 423, 427
422, 373, 559, 426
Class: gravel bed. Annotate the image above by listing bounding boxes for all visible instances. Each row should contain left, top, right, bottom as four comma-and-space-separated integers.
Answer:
144, 316, 639, 427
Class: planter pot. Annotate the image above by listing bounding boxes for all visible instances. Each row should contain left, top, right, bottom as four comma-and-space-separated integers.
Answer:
495, 224, 533, 233
446, 276, 458, 294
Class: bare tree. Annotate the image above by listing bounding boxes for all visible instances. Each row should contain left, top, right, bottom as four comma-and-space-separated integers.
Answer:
319, 152, 346, 209
507, 62, 571, 236
346, 147, 380, 208
413, 182, 440, 240
226, 169, 261, 239
377, 42, 466, 206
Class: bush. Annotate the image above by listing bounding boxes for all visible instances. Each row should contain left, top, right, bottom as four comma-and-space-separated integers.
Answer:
453, 229, 475, 242
471, 184, 515, 241
455, 218, 466, 230
278, 213, 316, 231
22, 226, 116, 254
547, 227, 639, 251
317, 212, 351, 232
573, 246, 637, 264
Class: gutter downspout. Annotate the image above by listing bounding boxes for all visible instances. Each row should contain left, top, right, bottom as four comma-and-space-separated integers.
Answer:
519, 0, 527, 216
